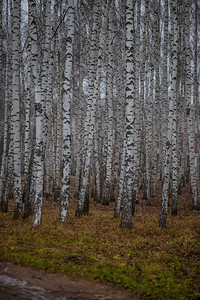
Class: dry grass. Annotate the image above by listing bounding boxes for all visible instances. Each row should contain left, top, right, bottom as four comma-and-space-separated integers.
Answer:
0, 182, 200, 299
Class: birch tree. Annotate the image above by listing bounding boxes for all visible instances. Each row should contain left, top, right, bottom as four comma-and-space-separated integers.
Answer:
22, 22, 32, 219
59, 0, 74, 221
102, 0, 114, 206
160, 0, 169, 184
74, 0, 87, 199
193, 0, 200, 211
0, 0, 8, 203
184, 1, 199, 211
120, 0, 135, 229
28, 0, 44, 226
159, 0, 178, 228
12, 0, 22, 218
75, 0, 101, 217
0, 0, 3, 136
132, 0, 141, 209
54, 3, 63, 202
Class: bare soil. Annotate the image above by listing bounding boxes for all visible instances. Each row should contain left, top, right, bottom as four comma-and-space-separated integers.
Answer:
0, 262, 149, 300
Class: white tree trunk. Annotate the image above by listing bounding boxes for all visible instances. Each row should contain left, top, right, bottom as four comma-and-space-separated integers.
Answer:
76, 0, 101, 217
0, 0, 9, 203
29, 0, 44, 226
103, 0, 114, 206
159, 0, 178, 228
12, 0, 22, 219
59, 0, 74, 221
184, 1, 199, 210
160, 0, 169, 183
121, 0, 134, 229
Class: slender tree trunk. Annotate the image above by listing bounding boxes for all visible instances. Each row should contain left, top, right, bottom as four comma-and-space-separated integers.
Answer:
193, 1, 200, 210
184, 0, 199, 211
22, 40, 32, 218
103, 0, 114, 206
75, 0, 101, 217
114, 130, 126, 218
132, 0, 141, 210
12, 0, 22, 219
59, 0, 74, 221
121, 0, 135, 229
160, 0, 169, 184
29, 0, 44, 226
54, 32, 62, 202
0, 0, 9, 203
160, 0, 178, 228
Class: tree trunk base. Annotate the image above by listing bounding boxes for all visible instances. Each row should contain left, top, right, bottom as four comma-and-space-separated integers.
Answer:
94, 191, 101, 203
114, 209, 120, 218
193, 204, 200, 211
143, 190, 147, 200
0, 202, 8, 213
75, 207, 84, 217
54, 188, 60, 202
159, 214, 167, 228
120, 221, 132, 229
13, 204, 22, 219
171, 209, 178, 216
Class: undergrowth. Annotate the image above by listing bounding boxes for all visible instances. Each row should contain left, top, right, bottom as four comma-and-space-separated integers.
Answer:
0, 188, 200, 300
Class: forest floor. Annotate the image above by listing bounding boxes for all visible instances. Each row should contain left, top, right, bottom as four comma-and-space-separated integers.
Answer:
0, 180, 200, 300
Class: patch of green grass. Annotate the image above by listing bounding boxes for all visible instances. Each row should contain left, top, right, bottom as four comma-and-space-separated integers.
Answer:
0, 197, 200, 299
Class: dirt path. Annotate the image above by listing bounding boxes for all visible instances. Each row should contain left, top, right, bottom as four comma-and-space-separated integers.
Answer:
0, 262, 150, 300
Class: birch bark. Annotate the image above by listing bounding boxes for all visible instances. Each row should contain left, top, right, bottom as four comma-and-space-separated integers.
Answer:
54, 25, 62, 202
159, 0, 178, 228
184, 1, 199, 210
29, 0, 44, 226
75, 0, 101, 217
12, 0, 22, 218
193, 1, 200, 210
121, 0, 134, 229
0, 0, 9, 203
60, 0, 74, 221
1, 0, 14, 208
132, 0, 141, 209
74, 0, 86, 199
103, 0, 114, 206
160, 0, 169, 184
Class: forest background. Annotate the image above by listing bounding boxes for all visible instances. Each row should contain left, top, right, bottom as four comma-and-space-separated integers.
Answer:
0, 0, 200, 299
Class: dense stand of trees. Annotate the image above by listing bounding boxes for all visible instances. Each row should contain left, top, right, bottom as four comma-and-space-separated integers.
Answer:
0, 0, 199, 228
